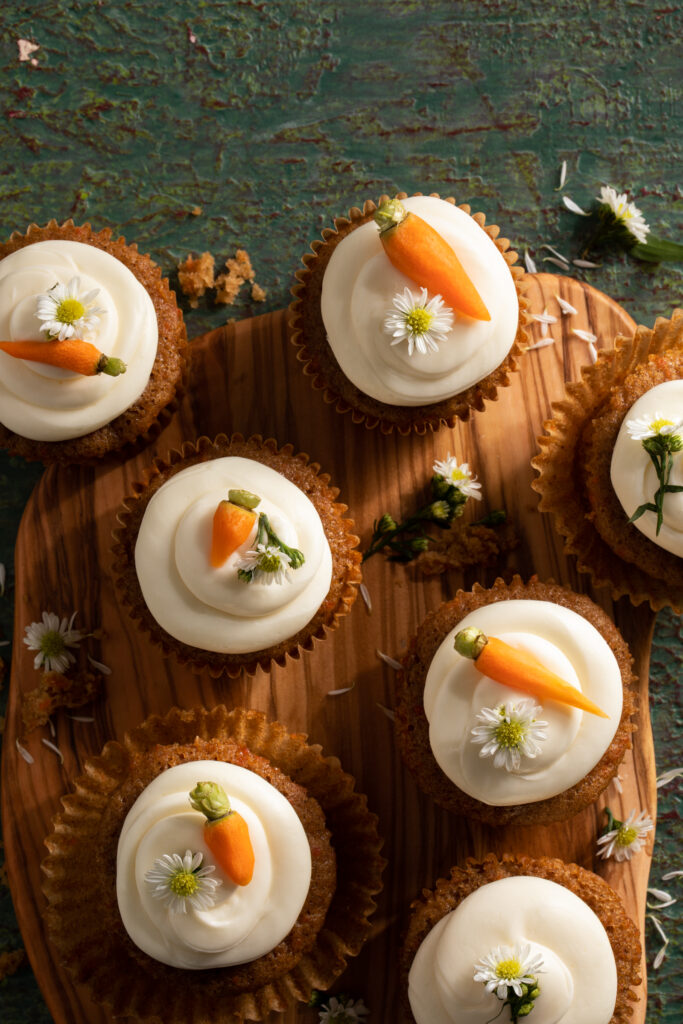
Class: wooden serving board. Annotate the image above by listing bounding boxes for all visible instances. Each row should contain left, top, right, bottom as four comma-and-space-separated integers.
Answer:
2, 273, 656, 1023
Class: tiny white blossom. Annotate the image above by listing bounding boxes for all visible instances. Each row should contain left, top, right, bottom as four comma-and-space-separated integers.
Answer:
471, 699, 548, 772
432, 454, 483, 501
23, 611, 83, 673
384, 287, 453, 356
598, 185, 650, 245
35, 276, 105, 341
626, 413, 683, 442
145, 850, 221, 913
237, 543, 292, 585
474, 943, 545, 1000
597, 809, 654, 862
318, 995, 369, 1023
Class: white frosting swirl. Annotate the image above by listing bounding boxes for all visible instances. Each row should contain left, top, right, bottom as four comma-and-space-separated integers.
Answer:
0, 240, 158, 441
408, 876, 617, 1024
134, 457, 333, 653
611, 380, 683, 557
424, 601, 622, 805
320, 196, 519, 406
116, 760, 312, 969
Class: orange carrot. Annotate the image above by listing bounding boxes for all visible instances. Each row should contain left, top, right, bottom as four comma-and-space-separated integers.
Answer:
0, 338, 126, 376
210, 500, 256, 567
189, 782, 254, 886
374, 199, 490, 322
454, 627, 609, 718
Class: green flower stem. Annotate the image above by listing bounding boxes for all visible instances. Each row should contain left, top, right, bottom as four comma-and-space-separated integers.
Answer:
629, 435, 683, 535
260, 512, 305, 568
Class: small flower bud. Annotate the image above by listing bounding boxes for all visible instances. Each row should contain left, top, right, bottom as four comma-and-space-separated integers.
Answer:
429, 500, 451, 522
530, 988, 541, 999
517, 1004, 534, 1017
410, 536, 430, 552
377, 513, 397, 533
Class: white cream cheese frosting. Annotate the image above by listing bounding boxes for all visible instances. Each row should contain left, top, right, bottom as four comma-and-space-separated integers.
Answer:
424, 600, 622, 805
320, 196, 519, 407
134, 456, 333, 653
408, 876, 617, 1024
611, 380, 683, 557
0, 239, 158, 441
116, 760, 312, 969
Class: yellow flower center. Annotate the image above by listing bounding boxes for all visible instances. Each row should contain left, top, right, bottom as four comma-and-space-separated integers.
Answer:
55, 297, 85, 324
650, 417, 673, 434
495, 720, 525, 749
405, 307, 433, 335
40, 630, 66, 659
259, 551, 282, 573
169, 870, 198, 897
616, 825, 638, 847
496, 958, 522, 980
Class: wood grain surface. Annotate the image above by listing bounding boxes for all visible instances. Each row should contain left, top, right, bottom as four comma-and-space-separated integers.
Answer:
1, 273, 657, 1023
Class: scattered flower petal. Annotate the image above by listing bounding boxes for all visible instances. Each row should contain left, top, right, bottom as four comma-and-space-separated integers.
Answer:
657, 767, 683, 788
17, 39, 40, 62
376, 702, 395, 721
555, 294, 578, 316
48, 717, 56, 737
531, 312, 558, 325
0, 562, 5, 596
573, 328, 598, 343
523, 249, 537, 274
563, 195, 589, 216
528, 338, 556, 351
612, 774, 623, 794
647, 888, 676, 910
572, 258, 601, 268
41, 738, 64, 764
662, 870, 683, 881
87, 654, 112, 675
647, 914, 669, 969
556, 160, 568, 191
0, 640, 10, 647
67, 714, 95, 722
327, 686, 354, 696
359, 582, 372, 614
543, 257, 571, 270
384, 287, 453, 356
587, 342, 598, 364
376, 650, 402, 671
16, 738, 34, 764
541, 243, 570, 264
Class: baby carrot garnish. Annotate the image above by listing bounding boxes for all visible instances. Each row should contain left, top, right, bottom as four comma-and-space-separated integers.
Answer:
374, 199, 490, 322
189, 781, 255, 887
210, 491, 259, 568
453, 626, 609, 718
0, 338, 126, 376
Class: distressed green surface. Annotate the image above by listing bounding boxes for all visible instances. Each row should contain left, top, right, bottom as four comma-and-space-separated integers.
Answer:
0, 1, 681, 1020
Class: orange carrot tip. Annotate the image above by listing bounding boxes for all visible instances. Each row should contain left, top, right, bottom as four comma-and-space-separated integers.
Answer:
210, 496, 258, 568
453, 626, 609, 719
0, 338, 126, 376
189, 781, 255, 887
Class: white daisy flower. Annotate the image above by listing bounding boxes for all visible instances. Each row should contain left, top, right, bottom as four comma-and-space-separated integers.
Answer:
383, 287, 454, 356
473, 943, 545, 999
597, 809, 654, 862
35, 276, 105, 341
471, 699, 548, 772
237, 542, 292, 585
318, 995, 369, 1023
432, 454, 483, 501
597, 185, 650, 245
23, 611, 83, 673
626, 412, 683, 442
144, 850, 221, 913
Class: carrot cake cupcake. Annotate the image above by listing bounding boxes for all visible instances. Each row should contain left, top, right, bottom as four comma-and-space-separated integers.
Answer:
42, 706, 384, 1023
112, 433, 361, 676
401, 854, 640, 1024
394, 577, 636, 826
533, 309, 683, 611
288, 192, 529, 434
0, 219, 188, 463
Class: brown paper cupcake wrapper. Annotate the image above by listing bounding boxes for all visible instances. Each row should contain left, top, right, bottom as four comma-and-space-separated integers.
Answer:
42, 705, 385, 1024
532, 309, 683, 612
394, 575, 637, 826
287, 192, 531, 435
0, 219, 189, 466
112, 433, 362, 677
400, 854, 641, 1023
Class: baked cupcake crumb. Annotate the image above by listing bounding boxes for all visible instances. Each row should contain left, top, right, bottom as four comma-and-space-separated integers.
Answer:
177, 250, 215, 307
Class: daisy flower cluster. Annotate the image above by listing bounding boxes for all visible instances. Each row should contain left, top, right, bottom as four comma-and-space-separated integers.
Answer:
625, 412, 683, 536
383, 286, 454, 356
236, 511, 305, 585
35, 277, 105, 341
23, 610, 83, 674
597, 808, 654, 863
471, 698, 548, 772
145, 850, 221, 913
474, 943, 544, 1020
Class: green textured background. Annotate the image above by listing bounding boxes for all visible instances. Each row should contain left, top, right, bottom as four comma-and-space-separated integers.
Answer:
0, 1, 681, 1020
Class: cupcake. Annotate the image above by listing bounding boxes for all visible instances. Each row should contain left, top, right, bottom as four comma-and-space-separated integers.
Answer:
0, 219, 188, 464
112, 433, 361, 676
42, 705, 384, 1023
533, 309, 683, 612
401, 854, 641, 1024
288, 192, 530, 434
394, 576, 636, 825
